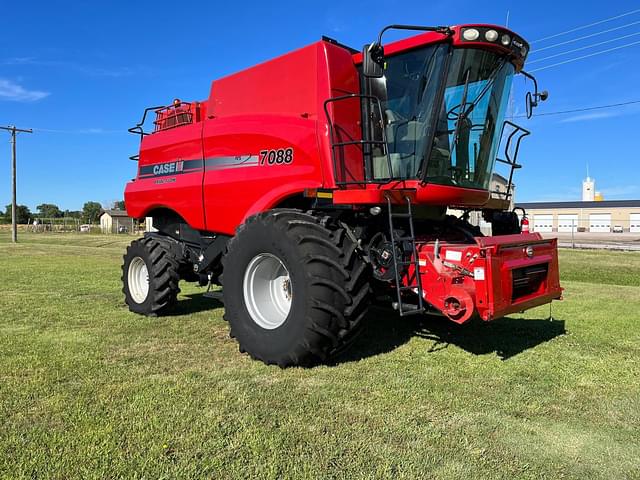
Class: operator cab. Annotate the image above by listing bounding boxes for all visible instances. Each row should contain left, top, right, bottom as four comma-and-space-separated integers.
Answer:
373, 42, 515, 189
329, 24, 545, 208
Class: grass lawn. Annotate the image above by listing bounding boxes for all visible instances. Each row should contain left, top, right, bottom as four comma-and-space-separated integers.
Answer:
1, 233, 639, 479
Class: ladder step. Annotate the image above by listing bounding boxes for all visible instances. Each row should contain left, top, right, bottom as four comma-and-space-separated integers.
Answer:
387, 194, 425, 317
203, 290, 224, 300
397, 260, 421, 266
399, 285, 419, 291
392, 302, 424, 313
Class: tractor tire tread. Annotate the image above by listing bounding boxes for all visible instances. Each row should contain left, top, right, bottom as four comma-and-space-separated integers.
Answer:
122, 236, 181, 316
222, 209, 371, 367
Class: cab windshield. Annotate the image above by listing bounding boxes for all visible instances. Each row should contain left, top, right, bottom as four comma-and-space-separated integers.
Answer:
371, 45, 514, 190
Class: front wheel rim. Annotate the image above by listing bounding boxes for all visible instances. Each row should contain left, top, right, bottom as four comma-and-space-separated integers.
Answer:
243, 253, 292, 329
128, 256, 150, 304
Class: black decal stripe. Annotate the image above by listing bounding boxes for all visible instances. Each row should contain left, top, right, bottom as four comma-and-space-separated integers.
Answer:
137, 155, 261, 179
204, 155, 259, 170
138, 159, 204, 178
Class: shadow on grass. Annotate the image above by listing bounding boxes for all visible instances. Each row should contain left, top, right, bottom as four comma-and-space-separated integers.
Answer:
165, 293, 566, 362
164, 292, 223, 316
336, 306, 566, 363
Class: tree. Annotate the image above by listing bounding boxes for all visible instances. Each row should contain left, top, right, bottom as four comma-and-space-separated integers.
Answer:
82, 201, 103, 224
3, 204, 32, 224
63, 209, 82, 219
113, 200, 126, 210
36, 203, 62, 219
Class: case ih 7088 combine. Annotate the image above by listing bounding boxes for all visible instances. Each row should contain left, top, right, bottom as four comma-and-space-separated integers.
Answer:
123, 24, 562, 366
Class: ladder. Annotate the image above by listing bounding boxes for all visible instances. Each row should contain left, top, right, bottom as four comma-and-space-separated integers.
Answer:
386, 195, 425, 316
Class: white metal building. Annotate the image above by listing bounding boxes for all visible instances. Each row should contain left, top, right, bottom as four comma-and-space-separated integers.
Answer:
515, 200, 640, 233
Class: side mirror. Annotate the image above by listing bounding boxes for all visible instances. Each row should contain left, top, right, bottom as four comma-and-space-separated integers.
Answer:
363, 43, 384, 78
521, 71, 548, 119
526, 90, 549, 118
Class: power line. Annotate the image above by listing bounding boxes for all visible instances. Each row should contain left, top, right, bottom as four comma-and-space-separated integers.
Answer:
531, 7, 640, 44
510, 99, 640, 119
531, 19, 640, 53
29, 127, 119, 134
529, 39, 640, 72
528, 30, 640, 64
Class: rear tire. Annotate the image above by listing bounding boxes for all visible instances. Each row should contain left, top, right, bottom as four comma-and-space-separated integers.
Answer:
222, 210, 371, 367
122, 237, 180, 315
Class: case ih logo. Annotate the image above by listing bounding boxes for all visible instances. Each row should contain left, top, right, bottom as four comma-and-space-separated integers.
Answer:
153, 161, 184, 176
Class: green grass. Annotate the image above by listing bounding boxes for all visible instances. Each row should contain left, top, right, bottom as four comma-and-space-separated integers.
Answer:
1, 233, 639, 479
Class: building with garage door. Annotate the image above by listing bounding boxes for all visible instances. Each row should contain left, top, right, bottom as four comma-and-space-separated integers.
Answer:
514, 200, 640, 233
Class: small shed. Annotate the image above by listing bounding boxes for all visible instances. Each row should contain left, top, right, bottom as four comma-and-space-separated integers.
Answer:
100, 210, 135, 234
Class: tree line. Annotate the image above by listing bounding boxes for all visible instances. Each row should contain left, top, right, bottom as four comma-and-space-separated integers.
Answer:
0, 200, 126, 224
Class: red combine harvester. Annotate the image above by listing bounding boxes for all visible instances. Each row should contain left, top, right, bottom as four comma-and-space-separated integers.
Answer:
123, 24, 562, 366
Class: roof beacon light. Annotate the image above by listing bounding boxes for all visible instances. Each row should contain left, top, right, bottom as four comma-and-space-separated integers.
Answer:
485, 29, 498, 42
462, 28, 480, 41
501, 34, 511, 46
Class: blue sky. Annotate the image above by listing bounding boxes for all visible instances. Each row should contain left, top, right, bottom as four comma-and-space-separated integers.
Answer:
1, 0, 639, 210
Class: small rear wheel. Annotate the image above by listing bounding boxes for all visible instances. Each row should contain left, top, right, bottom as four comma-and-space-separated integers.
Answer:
122, 237, 180, 315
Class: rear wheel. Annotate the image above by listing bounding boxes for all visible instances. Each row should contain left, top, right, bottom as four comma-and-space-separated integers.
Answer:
122, 237, 180, 315
222, 210, 370, 367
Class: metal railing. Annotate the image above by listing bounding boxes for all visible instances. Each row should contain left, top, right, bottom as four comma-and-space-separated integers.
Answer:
492, 120, 530, 202
323, 94, 395, 186
127, 102, 196, 161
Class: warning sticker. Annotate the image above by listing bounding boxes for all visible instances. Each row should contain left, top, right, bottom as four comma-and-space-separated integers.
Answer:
445, 250, 462, 262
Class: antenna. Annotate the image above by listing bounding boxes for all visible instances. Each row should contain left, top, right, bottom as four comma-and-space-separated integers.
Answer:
506, 10, 510, 28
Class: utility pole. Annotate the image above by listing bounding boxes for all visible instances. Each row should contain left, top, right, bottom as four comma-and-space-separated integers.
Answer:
1, 125, 33, 243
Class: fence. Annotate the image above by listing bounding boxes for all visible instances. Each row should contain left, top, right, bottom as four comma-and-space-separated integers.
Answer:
2, 217, 146, 235
28, 217, 87, 233
101, 217, 145, 235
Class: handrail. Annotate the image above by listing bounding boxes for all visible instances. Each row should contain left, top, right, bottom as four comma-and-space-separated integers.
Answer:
127, 105, 165, 139
127, 101, 195, 140
495, 120, 530, 202
323, 94, 394, 186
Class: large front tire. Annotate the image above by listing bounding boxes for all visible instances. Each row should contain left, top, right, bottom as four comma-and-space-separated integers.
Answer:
122, 237, 180, 315
222, 210, 370, 367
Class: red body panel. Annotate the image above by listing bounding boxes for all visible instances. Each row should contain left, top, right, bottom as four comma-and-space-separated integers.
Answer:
126, 123, 206, 228
352, 24, 526, 66
126, 41, 364, 233
125, 28, 520, 226
332, 183, 490, 207
201, 115, 321, 234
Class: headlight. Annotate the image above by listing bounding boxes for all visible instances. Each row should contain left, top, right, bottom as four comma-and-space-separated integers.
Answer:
485, 30, 498, 42
501, 34, 511, 46
462, 28, 480, 41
